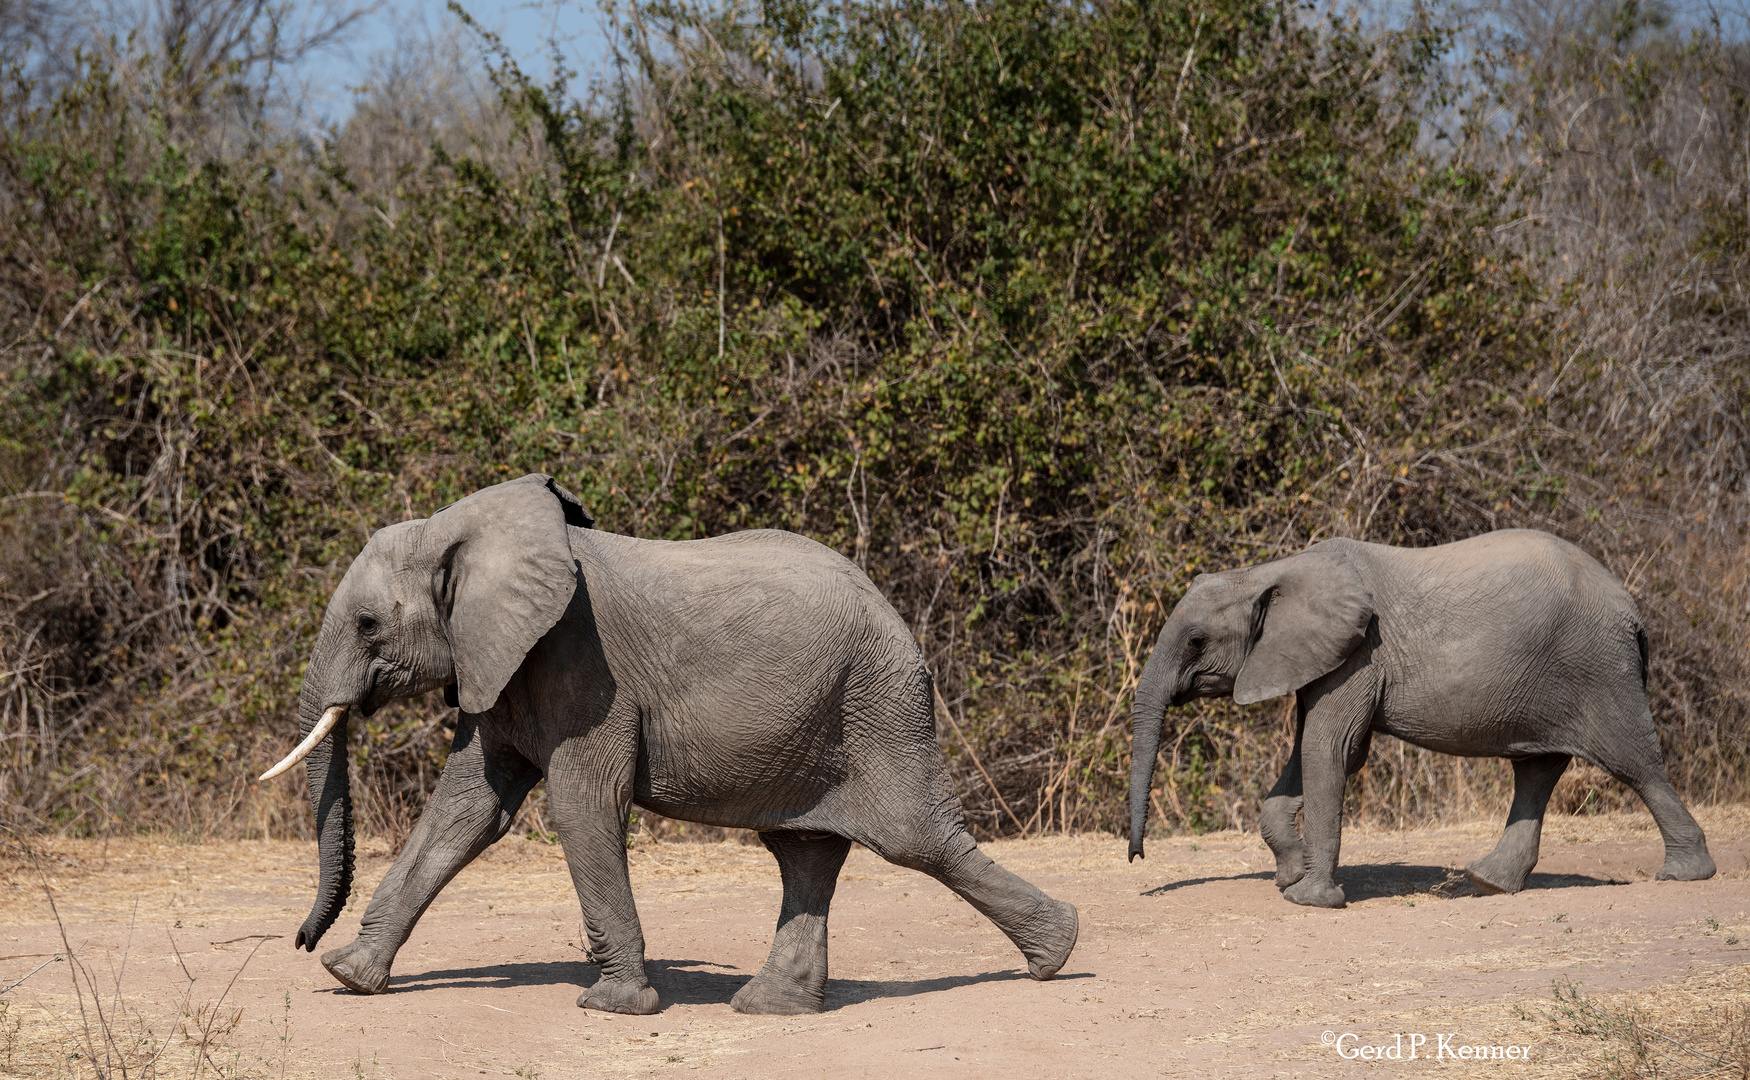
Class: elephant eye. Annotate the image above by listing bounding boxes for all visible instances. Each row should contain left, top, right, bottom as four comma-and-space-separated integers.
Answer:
357, 613, 380, 636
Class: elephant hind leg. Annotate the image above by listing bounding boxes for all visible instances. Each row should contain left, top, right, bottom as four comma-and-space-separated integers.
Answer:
844, 672, 1075, 979
864, 823, 1078, 981
1465, 753, 1568, 895
1588, 718, 1715, 882
730, 832, 852, 1016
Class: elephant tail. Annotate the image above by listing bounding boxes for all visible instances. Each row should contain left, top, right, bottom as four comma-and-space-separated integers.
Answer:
1129, 650, 1172, 862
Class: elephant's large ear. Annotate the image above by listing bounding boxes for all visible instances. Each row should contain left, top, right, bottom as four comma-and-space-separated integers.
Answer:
421, 474, 585, 714
1232, 542, 1373, 705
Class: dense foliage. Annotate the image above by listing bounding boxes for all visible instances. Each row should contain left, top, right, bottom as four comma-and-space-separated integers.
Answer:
0, 0, 1743, 842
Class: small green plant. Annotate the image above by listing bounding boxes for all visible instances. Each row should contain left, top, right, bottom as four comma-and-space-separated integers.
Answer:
277, 990, 293, 1079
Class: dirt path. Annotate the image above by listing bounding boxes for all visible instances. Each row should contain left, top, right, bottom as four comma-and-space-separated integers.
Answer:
2, 807, 1747, 1078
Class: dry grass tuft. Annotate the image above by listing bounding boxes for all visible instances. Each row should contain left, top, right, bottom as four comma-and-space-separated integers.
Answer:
0, 831, 286, 1079
1539, 968, 1750, 1079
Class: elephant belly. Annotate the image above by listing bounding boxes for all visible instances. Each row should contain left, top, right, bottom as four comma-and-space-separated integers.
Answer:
1374, 711, 1544, 758
629, 697, 855, 832
1376, 656, 1621, 760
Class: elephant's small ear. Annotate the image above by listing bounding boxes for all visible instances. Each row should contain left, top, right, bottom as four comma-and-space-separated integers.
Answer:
1233, 542, 1373, 705
422, 474, 582, 714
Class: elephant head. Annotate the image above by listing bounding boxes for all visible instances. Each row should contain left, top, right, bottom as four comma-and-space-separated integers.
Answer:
262, 474, 592, 951
1128, 542, 1373, 861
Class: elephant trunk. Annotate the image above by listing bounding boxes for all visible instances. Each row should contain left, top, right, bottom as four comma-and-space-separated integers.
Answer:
294, 655, 354, 952
1128, 648, 1174, 862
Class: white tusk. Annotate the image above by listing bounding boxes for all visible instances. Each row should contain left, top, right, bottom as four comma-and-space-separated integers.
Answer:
259, 705, 349, 781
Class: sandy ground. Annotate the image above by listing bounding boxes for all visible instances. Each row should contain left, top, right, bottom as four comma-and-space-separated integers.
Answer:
0, 807, 1747, 1078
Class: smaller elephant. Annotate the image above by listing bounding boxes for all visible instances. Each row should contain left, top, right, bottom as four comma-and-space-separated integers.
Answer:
1128, 529, 1715, 907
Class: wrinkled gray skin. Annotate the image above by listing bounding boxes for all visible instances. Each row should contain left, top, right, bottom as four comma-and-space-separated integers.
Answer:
1128, 530, 1716, 908
289, 474, 1077, 1015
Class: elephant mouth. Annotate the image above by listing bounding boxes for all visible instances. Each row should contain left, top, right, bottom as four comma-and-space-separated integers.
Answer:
1172, 673, 1222, 707
356, 665, 382, 717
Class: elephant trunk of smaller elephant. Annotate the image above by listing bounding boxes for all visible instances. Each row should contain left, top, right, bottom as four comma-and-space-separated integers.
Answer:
295, 671, 355, 952
1128, 649, 1173, 861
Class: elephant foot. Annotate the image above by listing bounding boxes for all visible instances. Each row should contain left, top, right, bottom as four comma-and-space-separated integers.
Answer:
1272, 847, 1307, 889
577, 979, 661, 1015
1464, 853, 1534, 896
730, 973, 824, 1015
320, 941, 392, 995
1656, 848, 1716, 882
1020, 899, 1079, 980
1282, 878, 1346, 909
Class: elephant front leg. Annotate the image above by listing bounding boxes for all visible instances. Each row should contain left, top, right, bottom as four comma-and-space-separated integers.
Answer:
1259, 707, 1306, 889
548, 749, 658, 1016
322, 721, 540, 994
730, 832, 852, 1015
1280, 676, 1376, 910
1280, 739, 1348, 909
1466, 754, 1569, 895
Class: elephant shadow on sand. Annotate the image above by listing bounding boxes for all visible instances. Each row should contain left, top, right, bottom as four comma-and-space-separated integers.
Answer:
1141, 863, 1625, 902
370, 958, 1088, 1009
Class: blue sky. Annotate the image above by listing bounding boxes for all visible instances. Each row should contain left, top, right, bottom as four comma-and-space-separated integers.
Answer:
286, 0, 1748, 123
293, 0, 616, 121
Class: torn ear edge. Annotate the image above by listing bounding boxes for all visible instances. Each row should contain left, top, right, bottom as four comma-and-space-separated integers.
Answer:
430, 474, 595, 529
544, 476, 595, 529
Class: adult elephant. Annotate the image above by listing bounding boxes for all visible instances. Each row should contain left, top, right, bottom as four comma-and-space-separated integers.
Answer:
1127, 529, 1715, 908
262, 474, 1077, 1015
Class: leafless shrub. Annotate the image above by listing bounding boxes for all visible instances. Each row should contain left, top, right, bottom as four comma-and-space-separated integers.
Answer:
1475, 0, 1750, 807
